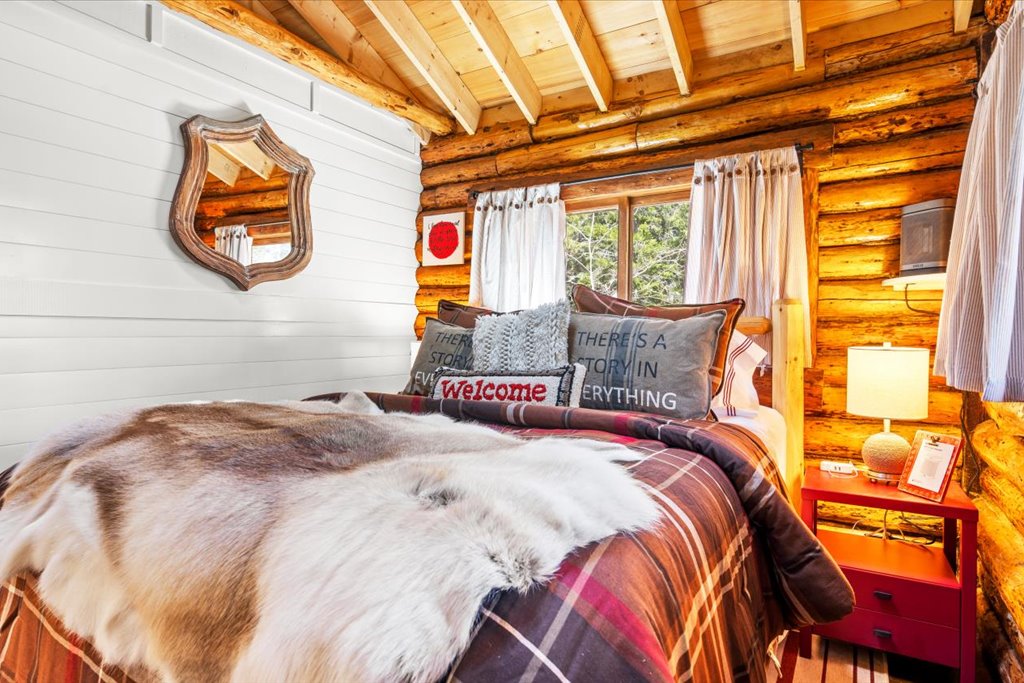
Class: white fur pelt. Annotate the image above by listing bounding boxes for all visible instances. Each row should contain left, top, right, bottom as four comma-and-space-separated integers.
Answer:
0, 393, 659, 683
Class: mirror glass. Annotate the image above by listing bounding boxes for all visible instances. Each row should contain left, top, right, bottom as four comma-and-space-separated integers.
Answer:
198, 140, 293, 266
170, 115, 314, 290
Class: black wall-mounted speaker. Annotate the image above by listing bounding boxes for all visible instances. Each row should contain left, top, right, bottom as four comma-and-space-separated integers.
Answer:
900, 198, 954, 276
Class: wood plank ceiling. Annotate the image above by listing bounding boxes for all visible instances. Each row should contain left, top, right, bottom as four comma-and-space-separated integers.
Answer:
164, 0, 981, 141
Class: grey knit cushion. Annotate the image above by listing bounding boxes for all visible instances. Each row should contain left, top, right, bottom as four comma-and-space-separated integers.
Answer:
471, 300, 570, 372
569, 310, 726, 419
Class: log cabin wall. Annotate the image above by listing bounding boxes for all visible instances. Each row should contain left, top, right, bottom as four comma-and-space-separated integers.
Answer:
415, 12, 988, 478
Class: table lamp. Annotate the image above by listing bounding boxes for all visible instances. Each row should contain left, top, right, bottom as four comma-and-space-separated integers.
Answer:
846, 343, 930, 483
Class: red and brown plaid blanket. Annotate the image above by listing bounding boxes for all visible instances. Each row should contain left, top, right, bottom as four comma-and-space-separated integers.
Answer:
0, 394, 852, 682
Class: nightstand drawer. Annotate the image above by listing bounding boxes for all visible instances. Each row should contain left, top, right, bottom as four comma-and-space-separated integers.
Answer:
843, 566, 959, 627
816, 608, 960, 668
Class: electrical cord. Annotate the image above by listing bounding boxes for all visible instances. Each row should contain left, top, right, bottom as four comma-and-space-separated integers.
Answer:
852, 509, 936, 546
903, 286, 941, 316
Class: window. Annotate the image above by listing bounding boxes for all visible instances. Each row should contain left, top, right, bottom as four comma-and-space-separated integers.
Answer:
565, 191, 689, 305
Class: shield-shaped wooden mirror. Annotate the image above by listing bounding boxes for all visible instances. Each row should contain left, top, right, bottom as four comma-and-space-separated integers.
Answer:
170, 115, 314, 290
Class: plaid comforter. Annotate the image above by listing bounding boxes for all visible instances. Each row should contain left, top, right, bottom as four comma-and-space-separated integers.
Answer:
0, 395, 852, 683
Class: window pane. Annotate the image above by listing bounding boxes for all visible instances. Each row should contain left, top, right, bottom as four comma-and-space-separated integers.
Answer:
632, 202, 689, 305
565, 209, 618, 299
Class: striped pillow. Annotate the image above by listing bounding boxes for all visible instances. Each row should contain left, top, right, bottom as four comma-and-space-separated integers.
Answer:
711, 331, 768, 418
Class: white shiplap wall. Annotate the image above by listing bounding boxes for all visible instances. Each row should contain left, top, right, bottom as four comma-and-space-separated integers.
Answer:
0, 0, 422, 469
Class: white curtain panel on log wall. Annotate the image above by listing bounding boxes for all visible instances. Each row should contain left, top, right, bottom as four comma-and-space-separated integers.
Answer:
936, 3, 1024, 402
685, 146, 810, 363
469, 183, 566, 312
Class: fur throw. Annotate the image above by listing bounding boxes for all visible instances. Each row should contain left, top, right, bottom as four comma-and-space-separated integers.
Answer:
0, 393, 659, 683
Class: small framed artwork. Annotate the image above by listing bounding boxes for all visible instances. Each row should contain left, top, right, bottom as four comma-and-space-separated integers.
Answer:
898, 430, 963, 502
422, 211, 465, 267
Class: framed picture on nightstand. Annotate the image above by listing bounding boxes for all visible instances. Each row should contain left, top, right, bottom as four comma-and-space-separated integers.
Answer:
898, 430, 962, 502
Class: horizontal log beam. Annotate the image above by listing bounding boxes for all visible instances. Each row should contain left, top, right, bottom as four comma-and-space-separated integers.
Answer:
815, 278, 942, 301
805, 415, 959, 461
817, 209, 902, 248
819, 168, 962, 214
820, 126, 969, 183
635, 54, 976, 152
194, 208, 290, 230
421, 123, 834, 210
815, 318, 939, 350
833, 96, 976, 146
196, 189, 288, 217
422, 58, 825, 169
202, 171, 289, 197
825, 17, 987, 78
160, 0, 454, 135
818, 242, 900, 280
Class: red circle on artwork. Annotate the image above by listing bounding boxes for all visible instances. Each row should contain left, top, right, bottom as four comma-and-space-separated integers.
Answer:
428, 221, 459, 259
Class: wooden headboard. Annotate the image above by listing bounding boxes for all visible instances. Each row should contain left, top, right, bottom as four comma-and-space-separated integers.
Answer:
734, 299, 805, 508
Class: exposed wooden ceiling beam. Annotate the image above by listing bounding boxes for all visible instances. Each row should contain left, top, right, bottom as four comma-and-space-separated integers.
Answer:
953, 0, 973, 32
212, 141, 275, 180
205, 142, 242, 187
239, 0, 278, 24
365, 0, 482, 135
651, 0, 694, 96
789, 0, 807, 71
452, 0, 542, 125
547, 0, 613, 111
287, 0, 430, 143
161, 0, 455, 136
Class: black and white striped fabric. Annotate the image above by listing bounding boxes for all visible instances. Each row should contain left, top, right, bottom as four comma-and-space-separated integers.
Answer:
936, 3, 1024, 401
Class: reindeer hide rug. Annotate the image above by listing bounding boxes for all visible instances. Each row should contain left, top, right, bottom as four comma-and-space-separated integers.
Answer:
0, 393, 659, 683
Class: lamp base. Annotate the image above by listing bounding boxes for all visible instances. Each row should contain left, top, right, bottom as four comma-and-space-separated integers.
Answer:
861, 430, 911, 484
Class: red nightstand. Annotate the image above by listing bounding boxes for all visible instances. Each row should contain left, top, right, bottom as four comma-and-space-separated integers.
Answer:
800, 466, 978, 682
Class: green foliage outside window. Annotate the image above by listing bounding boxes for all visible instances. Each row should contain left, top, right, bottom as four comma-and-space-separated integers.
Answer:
564, 201, 689, 305
632, 202, 689, 305
565, 209, 618, 299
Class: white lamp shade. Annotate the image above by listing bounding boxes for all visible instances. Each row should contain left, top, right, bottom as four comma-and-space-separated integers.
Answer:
846, 345, 930, 420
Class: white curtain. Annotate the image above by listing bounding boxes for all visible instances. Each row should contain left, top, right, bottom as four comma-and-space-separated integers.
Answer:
469, 183, 566, 311
935, 3, 1024, 401
214, 225, 253, 266
684, 146, 810, 363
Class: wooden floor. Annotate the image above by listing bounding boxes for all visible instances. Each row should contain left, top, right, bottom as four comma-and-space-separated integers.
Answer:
774, 634, 991, 682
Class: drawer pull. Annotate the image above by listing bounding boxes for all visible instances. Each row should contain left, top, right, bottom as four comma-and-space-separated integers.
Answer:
873, 590, 893, 601
873, 628, 892, 639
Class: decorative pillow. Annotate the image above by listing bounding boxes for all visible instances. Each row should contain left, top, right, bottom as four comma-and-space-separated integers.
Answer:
569, 310, 726, 419
436, 300, 499, 329
711, 330, 768, 419
429, 364, 587, 407
472, 300, 570, 372
405, 318, 474, 395
571, 284, 744, 399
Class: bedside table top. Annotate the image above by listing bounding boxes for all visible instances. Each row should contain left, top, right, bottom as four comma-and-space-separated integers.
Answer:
803, 466, 978, 521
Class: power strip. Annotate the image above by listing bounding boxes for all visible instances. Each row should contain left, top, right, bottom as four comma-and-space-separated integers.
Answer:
819, 460, 857, 475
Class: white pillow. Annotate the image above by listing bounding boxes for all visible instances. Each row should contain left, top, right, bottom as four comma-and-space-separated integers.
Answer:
711, 331, 767, 419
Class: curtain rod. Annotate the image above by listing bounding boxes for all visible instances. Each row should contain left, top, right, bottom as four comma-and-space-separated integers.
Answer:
468, 142, 815, 199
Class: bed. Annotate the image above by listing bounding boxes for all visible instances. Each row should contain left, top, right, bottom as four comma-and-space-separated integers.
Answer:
0, 301, 852, 682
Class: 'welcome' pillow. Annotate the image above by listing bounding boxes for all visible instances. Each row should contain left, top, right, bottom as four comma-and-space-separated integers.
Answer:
405, 318, 474, 395
569, 310, 726, 419
429, 364, 586, 407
